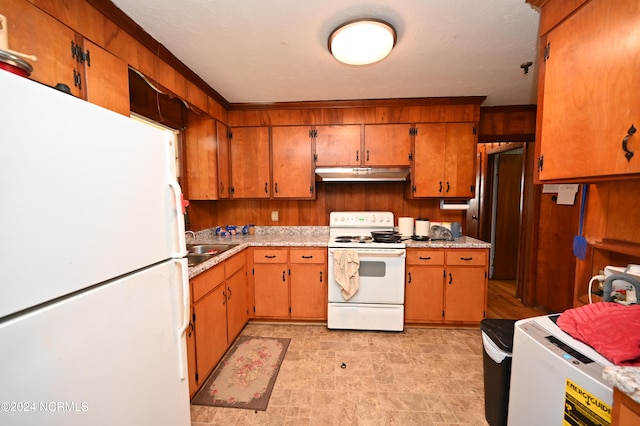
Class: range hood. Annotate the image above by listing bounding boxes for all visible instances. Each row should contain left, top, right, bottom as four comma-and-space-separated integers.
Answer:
315, 167, 410, 182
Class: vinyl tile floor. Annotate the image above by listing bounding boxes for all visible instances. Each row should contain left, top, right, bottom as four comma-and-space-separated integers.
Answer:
191, 323, 490, 426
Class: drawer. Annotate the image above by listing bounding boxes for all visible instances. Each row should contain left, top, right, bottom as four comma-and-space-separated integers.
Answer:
253, 248, 288, 263
406, 249, 444, 265
225, 251, 245, 278
191, 263, 225, 302
446, 250, 487, 266
290, 248, 326, 264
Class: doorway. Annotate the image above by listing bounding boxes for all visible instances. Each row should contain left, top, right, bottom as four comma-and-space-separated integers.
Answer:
490, 148, 524, 279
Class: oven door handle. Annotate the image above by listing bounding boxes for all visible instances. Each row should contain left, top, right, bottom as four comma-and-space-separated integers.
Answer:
329, 249, 406, 257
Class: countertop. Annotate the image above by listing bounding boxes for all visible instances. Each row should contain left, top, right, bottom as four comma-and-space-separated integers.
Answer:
603, 366, 640, 404
186, 226, 490, 278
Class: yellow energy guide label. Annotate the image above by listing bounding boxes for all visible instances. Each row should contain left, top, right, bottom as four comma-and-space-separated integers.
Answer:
564, 378, 611, 426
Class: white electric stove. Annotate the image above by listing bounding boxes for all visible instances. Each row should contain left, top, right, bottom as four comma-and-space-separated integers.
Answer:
327, 211, 406, 331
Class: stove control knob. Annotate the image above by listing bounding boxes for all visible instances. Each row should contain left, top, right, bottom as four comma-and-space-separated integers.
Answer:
371, 215, 377, 223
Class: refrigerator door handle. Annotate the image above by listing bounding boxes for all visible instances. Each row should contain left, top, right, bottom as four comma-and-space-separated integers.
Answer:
168, 179, 187, 258
175, 258, 189, 380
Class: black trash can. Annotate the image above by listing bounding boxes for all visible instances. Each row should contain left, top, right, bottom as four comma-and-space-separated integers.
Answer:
480, 319, 517, 426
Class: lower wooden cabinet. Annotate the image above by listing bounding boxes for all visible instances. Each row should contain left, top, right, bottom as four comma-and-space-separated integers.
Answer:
612, 387, 640, 426
187, 251, 248, 398
405, 248, 488, 324
251, 247, 327, 320
290, 248, 327, 320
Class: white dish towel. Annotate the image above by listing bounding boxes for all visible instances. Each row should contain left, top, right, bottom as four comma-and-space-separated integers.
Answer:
333, 249, 360, 300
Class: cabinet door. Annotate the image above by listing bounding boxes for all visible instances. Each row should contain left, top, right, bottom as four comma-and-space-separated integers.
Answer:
216, 122, 231, 199
315, 125, 361, 166
253, 263, 289, 317
405, 265, 444, 322
193, 284, 228, 379
185, 116, 219, 200
364, 124, 411, 166
226, 266, 247, 344
5, 0, 79, 96
444, 266, 486, 322
272, 126, 315, 199
538, 0, 640, 180
413, 123, 446, 197
444, 123, 477, 197
229, 127, 270, 198
290, 263, 326, 319
82, 39, 130, 115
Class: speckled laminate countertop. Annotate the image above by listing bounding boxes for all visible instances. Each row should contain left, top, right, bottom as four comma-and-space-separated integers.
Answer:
186, 226, 491, 278
603, 366, 640, 404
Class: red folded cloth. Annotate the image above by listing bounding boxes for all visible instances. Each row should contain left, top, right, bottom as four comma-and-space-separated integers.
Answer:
557, 302, 640, 366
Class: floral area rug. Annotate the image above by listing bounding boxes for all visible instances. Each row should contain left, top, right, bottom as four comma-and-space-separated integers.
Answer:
191, 336, 290, 411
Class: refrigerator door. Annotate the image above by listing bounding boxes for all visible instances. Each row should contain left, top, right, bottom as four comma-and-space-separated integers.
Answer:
0, 259, 191, 425
0, 71, 186, 318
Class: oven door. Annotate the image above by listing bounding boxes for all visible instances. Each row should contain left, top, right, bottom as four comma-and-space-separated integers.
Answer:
327, 248, 405, 304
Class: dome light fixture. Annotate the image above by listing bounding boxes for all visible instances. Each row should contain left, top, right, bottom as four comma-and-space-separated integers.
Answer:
328, 19, 397, 65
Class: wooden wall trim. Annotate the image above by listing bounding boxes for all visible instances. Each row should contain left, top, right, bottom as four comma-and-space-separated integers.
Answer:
86, 0, 229, 109
228, 96, 486, 111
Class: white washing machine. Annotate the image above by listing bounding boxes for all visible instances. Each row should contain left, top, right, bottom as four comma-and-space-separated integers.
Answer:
507, 314, 613, 426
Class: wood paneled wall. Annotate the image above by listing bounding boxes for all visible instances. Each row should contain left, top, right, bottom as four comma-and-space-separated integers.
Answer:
188, 182, 465, 229
228, 97, 484, 126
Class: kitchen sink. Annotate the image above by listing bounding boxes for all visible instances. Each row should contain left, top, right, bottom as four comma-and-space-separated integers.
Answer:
185, 243, 238, 267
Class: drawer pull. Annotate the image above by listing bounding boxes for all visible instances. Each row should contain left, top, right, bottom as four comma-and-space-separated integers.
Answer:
264, 255, 277, 259
302, 255, 314, 259
419, 256, 432, 260
460, 257, 473, 261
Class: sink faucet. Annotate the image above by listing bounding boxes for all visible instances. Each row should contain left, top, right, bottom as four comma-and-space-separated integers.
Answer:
603, 274, 640, 304
185, 230, 195, 238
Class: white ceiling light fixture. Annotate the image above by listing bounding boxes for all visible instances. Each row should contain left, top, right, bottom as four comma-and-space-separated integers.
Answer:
328, 18, 397, 66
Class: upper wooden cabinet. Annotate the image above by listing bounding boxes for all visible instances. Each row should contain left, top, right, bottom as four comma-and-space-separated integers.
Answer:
411, 123, 477, 197
315, 125, 361, 167
228, 127, 271, 198
363, 124, 412, 167
5, 0, 129, 115
184, 115, 219, 200
271, 126, 315, 199
535, 0, 640, 181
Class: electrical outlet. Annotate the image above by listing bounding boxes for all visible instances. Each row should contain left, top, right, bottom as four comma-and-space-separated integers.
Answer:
271, 211, 279, 221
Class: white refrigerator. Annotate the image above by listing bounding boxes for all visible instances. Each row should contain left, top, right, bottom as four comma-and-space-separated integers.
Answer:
0, 70, 191, 424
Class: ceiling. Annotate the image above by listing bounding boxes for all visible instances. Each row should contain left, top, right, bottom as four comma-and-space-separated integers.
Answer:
110, 0, 541, 107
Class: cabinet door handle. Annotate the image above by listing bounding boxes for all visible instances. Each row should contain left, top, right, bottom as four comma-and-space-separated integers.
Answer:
439, 181, 442, 193
622, 124, 636, 161
265, 182, 268, 193
356, 150, 359, 162
460, 257, 473, 261
408, 272, 412, 284
319, 271, 323, 282
302, 255, 313, 259
220, 182, 224, 193
222, 291, 227, 304
282, 271, 286, 282
446, 181, 450, 193
227, 286, 232, 300
418, 256, 432, 260
265, 255, 276, 259
366, 150, 370, 162
448, 273, 453, 285
275, 182, 279, 193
